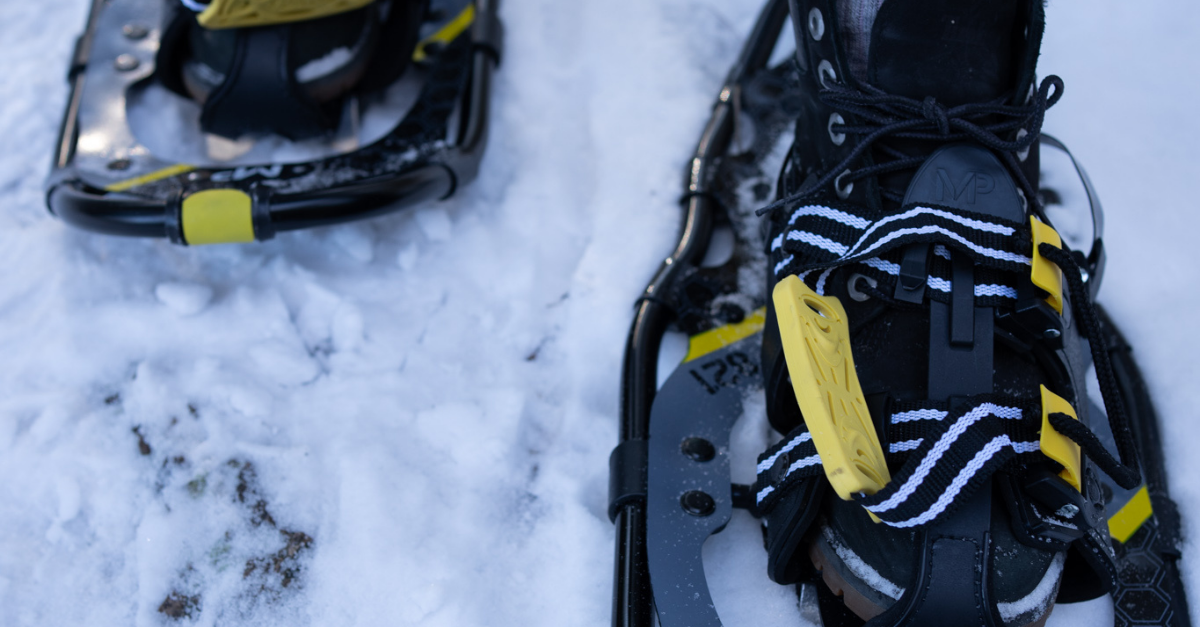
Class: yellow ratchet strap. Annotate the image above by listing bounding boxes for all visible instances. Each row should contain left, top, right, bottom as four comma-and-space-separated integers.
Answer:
773, 275, 891, 512
413, 3, 476, 61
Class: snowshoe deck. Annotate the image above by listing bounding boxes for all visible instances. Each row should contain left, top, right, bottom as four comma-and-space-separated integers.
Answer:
607, 1, 1190, 625
46, 0, 501, 245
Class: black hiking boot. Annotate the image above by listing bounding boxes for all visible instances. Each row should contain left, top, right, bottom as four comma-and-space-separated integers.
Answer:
753, 1, 1144, 625
157, 0, 428, 140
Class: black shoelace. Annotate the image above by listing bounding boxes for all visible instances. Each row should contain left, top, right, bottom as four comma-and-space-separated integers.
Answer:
1040, 244, 1142, 489
759, 75, 1064, 216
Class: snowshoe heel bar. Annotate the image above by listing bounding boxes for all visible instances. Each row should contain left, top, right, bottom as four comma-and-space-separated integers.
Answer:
771, 275, 890, 505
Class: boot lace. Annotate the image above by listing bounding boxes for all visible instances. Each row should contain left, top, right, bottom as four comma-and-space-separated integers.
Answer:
760, 75, 1064, 215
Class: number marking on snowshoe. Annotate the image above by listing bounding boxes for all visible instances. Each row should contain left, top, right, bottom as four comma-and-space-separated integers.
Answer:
687, 352, 758, 395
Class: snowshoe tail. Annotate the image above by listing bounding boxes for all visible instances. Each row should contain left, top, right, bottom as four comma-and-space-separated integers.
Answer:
46, 0, 501, 245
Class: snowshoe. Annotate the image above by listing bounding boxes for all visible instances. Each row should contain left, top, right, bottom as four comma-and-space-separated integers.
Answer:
606, 0, 1190, 626
46, 0, 501, 245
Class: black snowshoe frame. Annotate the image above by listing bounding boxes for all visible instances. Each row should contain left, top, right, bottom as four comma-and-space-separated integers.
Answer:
607, 1, 1190, 626
46, 0, 501, 245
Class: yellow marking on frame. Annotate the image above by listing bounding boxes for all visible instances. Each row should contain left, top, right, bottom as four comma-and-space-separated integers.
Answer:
1108, 485, 1153, 544
1030, 216, 1064, 314
104, 164, 196, 193
1040, 385, 1082, 491
412, 3, 476, 61
683, 308, 766, 363
198, 0, 375, 29
181, 189, 255, 245
773, 276, 890, 508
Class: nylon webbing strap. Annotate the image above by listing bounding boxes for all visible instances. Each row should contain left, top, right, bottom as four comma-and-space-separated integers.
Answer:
755, 397, 1042, 528
770, 203, 1033, 306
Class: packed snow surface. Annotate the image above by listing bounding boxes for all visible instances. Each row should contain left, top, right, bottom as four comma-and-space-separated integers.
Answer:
1, 0, 1198, 626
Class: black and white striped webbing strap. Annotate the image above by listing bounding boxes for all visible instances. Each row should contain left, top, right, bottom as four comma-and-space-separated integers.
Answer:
770, 203, 1033, 306
755, 397, 1042, 529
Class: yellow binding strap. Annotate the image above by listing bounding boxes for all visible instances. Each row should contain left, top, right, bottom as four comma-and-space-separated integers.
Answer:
413, 3, 476, 61
773, 276, 890, 511
683, 308, 766, 363
197, 0, 376, 29
1039, 385, 1083, 491
1108, 485, 1153, 544
181, 189, 255, 245
1030, 216, 1064, 314
105, 164, 196, 193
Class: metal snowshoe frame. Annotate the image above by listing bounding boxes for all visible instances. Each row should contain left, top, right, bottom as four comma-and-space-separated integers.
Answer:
608, 2, 790, 625
607, 0, 1189, 625
46, 0, 501, 245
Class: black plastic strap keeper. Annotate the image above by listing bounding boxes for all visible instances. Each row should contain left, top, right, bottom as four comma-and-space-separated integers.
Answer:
608, 439, 649, 522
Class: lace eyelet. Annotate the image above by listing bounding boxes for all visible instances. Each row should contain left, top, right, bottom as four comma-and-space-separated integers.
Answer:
848, 273, 877, 302
818, 60, 837, 88
808, 8, 825, 41
828, 113, 846, 145
1016, 129, 1030, 161
835, 170, 853, 199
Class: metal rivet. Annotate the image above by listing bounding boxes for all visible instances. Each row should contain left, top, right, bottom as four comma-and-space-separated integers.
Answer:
835, 169, 853, 199
114, 54, 139, 72
122, 24, 148, 40
107, 158, 132, 171
847, 273, 877, 302
808, 8, 825, 41
818, 60, 837, 89
828, 112, 846, 146
680, 437, 716, 462
680, 491, 716, 517
1055, 503, 1080, 518
1044, 328, 1062, 340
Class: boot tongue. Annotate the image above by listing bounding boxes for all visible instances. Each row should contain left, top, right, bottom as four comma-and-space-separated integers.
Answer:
867, 0, 1020, 106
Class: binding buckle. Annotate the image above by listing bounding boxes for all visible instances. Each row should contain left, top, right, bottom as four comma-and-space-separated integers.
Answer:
1030, 216, 1064, 314
1039, 385, 1082, 491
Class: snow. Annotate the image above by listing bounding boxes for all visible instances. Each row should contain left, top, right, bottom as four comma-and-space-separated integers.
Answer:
0, 0, 1197, 626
